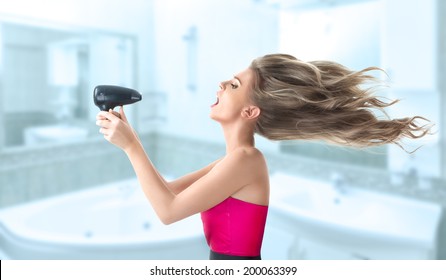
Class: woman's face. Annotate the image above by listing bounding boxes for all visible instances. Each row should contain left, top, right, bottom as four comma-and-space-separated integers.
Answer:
210, 68, 257, 123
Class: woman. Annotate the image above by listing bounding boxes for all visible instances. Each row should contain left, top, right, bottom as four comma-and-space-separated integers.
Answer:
96, 54, 431, 260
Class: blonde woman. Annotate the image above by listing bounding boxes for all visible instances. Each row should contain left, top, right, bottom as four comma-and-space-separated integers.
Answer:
96, 54, 430, 260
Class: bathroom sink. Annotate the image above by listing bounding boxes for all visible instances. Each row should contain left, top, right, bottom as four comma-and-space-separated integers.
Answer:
24, 124, 88, 145
269, 173, 442, 252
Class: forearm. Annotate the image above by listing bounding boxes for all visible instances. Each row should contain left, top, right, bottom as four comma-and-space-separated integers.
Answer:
124, 141, 175, 223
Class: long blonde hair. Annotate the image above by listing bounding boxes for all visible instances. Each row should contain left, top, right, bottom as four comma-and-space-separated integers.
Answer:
249, 54, 432, 150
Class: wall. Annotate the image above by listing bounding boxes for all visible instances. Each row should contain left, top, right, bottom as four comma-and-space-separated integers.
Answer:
438, 0, 446, 260
440, 0, 446, 179
278, 1, 386, 168
382, 0, 441, 178
152, 0, 279, 146
279, 1, 380, 69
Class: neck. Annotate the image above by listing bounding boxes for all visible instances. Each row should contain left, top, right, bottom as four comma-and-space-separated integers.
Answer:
221, 121, 255, 154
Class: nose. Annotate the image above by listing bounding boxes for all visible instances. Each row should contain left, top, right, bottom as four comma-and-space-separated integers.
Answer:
219, 82, 225, 90
217, 82, 224, 95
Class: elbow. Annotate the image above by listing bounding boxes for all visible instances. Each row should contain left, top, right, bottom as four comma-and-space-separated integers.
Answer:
160, 217, 174, 225
158, 213, 178, 225
154, 201, 183, 225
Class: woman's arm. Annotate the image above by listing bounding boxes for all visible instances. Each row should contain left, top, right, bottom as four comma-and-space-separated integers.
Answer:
97, 108, 221, 195
163, 158, 222, 195
97, 107, 255, 224
124, 140, 260, 224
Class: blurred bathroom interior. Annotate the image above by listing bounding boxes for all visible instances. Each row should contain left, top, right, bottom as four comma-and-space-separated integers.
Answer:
0, 0, 445, 259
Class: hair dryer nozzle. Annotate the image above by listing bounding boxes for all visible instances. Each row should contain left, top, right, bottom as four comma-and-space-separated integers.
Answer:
93, 85, 142, 111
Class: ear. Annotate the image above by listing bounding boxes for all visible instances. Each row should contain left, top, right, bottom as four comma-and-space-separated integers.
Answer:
241, 105, 261, 120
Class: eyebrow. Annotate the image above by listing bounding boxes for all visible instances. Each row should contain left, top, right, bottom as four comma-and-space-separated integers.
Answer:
233, 75, 242, 85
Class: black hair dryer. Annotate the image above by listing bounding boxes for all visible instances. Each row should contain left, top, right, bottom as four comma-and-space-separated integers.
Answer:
93, 85, 142, 111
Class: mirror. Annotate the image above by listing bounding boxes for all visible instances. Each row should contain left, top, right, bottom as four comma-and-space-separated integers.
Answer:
0, 20, 136, 148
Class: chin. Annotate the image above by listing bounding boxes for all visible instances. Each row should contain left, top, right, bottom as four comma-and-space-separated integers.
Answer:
209, 112, 225, 124
209, 113, 219, 122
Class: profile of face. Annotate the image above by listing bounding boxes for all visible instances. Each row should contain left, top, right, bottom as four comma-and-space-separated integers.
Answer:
210, 68, 260, 124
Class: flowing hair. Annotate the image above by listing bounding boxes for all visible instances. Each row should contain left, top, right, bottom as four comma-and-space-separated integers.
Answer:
249, 54, 432, 151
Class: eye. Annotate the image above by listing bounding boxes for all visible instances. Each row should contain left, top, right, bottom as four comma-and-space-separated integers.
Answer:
230, 83, 238, 89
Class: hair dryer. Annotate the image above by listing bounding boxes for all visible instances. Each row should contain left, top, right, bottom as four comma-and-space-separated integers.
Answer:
93, 85, 142, 111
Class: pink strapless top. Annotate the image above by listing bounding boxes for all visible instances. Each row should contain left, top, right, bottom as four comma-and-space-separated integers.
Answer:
200, 196, 268, 257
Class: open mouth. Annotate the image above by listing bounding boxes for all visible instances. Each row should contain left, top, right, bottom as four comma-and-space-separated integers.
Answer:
211, 97, 219, 107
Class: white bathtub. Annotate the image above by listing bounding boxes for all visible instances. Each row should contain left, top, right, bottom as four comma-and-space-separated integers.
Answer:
0, 178, 208, 259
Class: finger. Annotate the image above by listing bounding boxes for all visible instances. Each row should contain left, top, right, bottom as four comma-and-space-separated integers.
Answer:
119, 106, 129, 123
98, 110, 119, 122
103, 134, 111, 142
99, 127, 108, 135
96, 119, 110, 128
109, 109, 121, 119
96, 112, 108, 120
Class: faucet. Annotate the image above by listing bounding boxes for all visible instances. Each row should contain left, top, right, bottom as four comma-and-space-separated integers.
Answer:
331, 172, 348, 195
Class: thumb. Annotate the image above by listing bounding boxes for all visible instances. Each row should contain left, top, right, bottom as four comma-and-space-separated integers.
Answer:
119, 106, 129, 123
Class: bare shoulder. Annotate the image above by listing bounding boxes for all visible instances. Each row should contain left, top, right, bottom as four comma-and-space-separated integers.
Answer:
228, 147, 269, 205
224, 147, 268, 179
219, 147, 266, 168
209, 147, 267, 177
230, 146, 265, 160
236, 146, 268, 176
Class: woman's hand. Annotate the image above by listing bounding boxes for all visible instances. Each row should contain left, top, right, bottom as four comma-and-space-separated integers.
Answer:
96, 106, 139, 152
